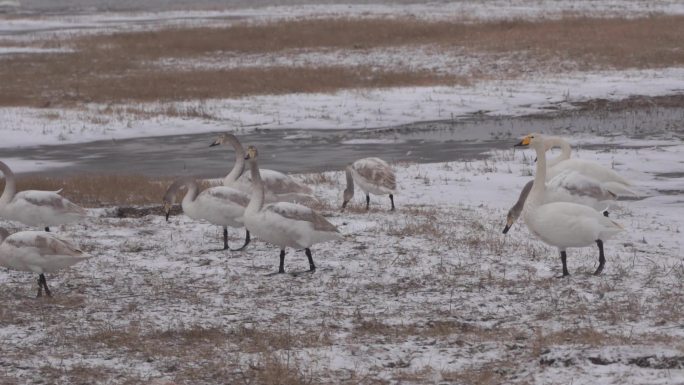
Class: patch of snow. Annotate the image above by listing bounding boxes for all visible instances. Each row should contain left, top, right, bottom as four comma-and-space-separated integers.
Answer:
1, 67, 684, 149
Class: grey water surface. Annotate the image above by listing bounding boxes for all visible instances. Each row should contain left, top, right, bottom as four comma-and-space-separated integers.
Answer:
3, 105, 683, 178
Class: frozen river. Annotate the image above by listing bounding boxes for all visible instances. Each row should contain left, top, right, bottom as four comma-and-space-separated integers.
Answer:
3, 105, 683, 177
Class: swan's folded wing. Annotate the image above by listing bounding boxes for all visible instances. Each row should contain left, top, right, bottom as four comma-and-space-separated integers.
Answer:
239, 169, 313, 195
548, 170, 615, 201
18, 191, 87, 215
265, 202, 339, 233
204, 187, 250, 207
6, 233, 84, 257
353, 159, 396, 191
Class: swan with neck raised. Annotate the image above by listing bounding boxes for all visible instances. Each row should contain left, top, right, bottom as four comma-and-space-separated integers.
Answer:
342, 157, 396, 211
0, 227, 90, 297
543, 136, 634, 194
0, 161, 86, 232
209, 133, 317, 205
163, 177, 250, 251
242, 145, 341, 275
515, 133, 624, 277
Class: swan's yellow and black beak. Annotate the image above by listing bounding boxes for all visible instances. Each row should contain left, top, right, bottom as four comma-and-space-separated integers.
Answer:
341, 200, 348, 212
209, 140, 220, 147
502, 223, 511, 234
514, 135, 531, 147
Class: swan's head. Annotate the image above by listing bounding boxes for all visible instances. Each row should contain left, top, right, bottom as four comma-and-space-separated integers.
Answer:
162, 181, 180, 222
502, 207, 520, 234
341, 189, 353, 211
244, 145, 259, 161
209, 133, 240, 148
0, 227, 9, 243
514, 133, 544, 149
162, 197, 173, 222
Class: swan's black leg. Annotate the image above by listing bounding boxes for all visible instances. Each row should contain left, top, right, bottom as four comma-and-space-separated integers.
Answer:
366, 194, 370, 210
38, 274, 51, 297
594, 240, 605, 275
232, 230, 250, 251
45, 227, 50, 232
278, 249, 286, 274
560, 251, 570, 277
389, 194, 395, 211
36, 275, 43, 297
305, 248, 316, 272
223, 227, 229, 250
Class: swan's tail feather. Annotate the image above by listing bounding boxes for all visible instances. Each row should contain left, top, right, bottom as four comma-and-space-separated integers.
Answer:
603, 182, 638, 197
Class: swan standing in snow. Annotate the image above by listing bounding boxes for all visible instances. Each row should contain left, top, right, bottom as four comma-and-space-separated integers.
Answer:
503, 171, 617, 234
242, 146, 342, 275
163, 177, 251, 251
0, 227, 90, 297
209, 133, 317, 204
342, 157, 396, 211
0, 161, 87, 232
503, 136, 636, 233
515, 133, 624, 277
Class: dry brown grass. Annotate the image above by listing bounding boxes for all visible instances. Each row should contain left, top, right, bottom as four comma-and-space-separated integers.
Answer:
2, 15, 684, 107
0, 175, 212, 207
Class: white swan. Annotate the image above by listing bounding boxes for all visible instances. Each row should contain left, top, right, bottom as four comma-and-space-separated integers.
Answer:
0, 161, 87, 232
503, 136, 636, 233
163, 177, 250, 251
342, 157, 396, 211
515, 133, 624, 277
503, 171, 617, 234
209, 133, 317, 205
0, 227, 90, 297
242, 145, 342, 275
544, 136, 635, 196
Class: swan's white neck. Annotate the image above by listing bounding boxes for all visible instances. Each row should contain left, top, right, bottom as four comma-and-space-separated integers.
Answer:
246, 158, 265, 213
0, 161, 16, 206
223, 136, 246, 185
181, 180, 200, 209
344, 167, 355, 198
546, 137, 572, 169
526, 143, 548, 212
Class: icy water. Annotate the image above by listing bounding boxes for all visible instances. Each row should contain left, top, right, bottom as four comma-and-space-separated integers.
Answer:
5, 106, 683, 177
3, 0, 416, 14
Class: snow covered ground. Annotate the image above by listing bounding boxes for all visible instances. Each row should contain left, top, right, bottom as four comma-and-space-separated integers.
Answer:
2, 68, 684, 150
1, 0, 684, 151
0, 137, 682, 384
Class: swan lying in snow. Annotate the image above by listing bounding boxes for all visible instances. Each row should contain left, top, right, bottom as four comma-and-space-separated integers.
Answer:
242, 146, 342, 275
0, 161, 87, 232
514, 133, 624, 277
210, 133, 318, 205
342, 157, 396, 211
163, 177, 251, 251
0, 227, 90, 297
